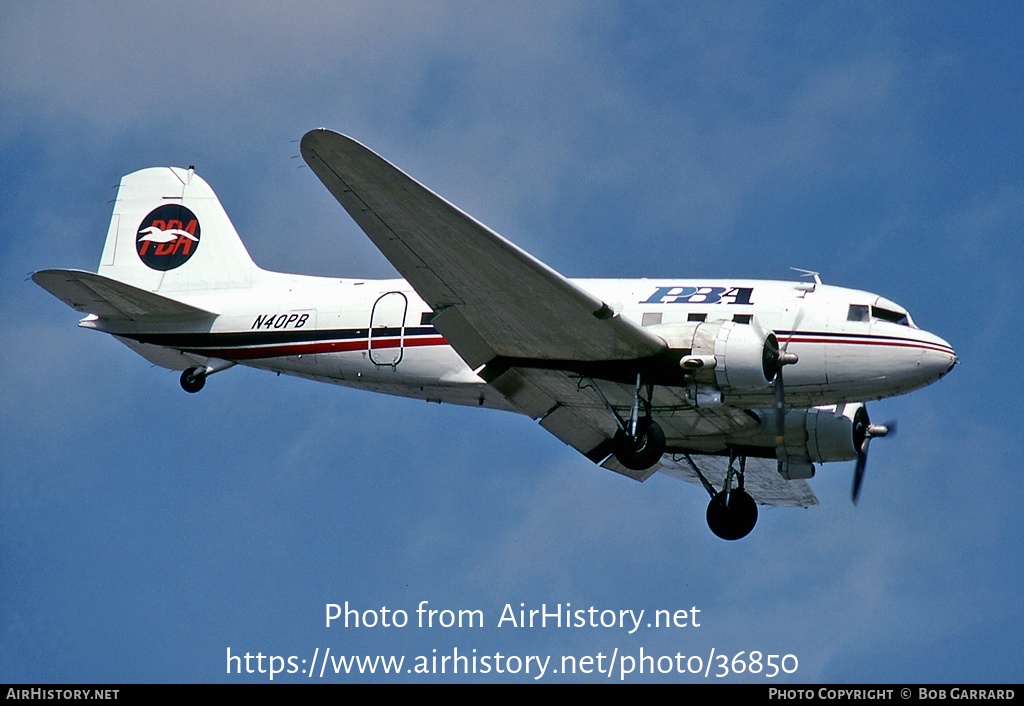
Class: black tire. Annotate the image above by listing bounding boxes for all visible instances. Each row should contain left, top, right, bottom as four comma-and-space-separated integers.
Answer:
706, 489, 758, 541
180, 367, 206, 394
613, 418, 666, 471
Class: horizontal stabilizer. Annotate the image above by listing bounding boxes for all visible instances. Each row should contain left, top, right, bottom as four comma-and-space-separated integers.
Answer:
32, 269, 217, 321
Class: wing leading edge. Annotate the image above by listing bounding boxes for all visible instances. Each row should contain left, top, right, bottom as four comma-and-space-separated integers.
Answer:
300, 129, 666, 370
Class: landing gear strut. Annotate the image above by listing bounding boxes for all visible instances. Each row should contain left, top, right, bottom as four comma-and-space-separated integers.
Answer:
590, 373, 666, 471
684, 452, 758, 540
613, 417, 666, 471
178, 359, 236, 394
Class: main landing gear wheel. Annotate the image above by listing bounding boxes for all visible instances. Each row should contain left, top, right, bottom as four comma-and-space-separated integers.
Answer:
613, 418, 666, 471
706, 489, 758, 541
179, 367, 206, 394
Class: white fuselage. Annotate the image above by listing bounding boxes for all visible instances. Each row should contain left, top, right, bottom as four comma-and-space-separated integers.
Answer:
93, 272, 957, 415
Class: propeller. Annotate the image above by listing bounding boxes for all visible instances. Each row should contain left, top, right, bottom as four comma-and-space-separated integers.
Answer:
767, 272, 816, 473
851, 409, 897, 504
764, 309, 802, 469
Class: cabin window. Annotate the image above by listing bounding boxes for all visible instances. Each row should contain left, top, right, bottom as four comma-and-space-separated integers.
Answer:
688, 313, 707, 322
847, 304, 869, 322
641, 312, 663, 327
420, 311, 436, 325
872, 306, 909, 326
732, 314, 752, 324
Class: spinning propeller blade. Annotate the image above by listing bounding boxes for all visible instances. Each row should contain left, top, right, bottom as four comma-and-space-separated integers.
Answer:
851, 414, 896, 504
769, 307, 803, 469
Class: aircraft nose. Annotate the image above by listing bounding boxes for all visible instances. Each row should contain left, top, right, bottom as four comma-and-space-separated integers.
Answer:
920, 332, 958, 381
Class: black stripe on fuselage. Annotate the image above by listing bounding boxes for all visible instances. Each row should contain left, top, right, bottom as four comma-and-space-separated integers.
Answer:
126, 325, 438, 348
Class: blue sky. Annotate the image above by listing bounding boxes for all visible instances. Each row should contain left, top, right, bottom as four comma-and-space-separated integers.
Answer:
1, 2, 1021, 684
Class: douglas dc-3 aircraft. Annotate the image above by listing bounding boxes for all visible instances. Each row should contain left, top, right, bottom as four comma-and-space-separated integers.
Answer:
34, 129, 957, 540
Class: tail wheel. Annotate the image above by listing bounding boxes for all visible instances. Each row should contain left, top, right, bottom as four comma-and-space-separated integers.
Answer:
180, 367, 206, 394
706, 489, 758, 541
612, 418, 666, 471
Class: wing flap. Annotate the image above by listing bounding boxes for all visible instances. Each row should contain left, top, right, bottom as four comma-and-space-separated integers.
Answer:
657, 455, 819, 507
600, 455, 660, 482
430, 306, 497, 371
300, 129, 666, 366
33, 269, 217, 321
486, 367, 560, 420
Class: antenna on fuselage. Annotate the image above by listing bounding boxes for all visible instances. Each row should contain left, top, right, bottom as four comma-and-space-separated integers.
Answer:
790, 268, 822, 288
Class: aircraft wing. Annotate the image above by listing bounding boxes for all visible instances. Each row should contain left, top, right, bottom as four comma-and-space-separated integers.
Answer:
300, 129, 667, 370
301, 130, 812, 507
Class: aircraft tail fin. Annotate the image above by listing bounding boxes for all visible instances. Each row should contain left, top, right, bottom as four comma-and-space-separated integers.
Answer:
96, 166, 260, 293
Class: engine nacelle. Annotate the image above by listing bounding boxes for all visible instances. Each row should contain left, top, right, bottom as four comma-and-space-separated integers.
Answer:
769, 403, 865, 479
757, 403, 865, 479
654, 320, 778, 394
659, 319, 770, 391
803, 403, 863, 463
709, 321, 778, 393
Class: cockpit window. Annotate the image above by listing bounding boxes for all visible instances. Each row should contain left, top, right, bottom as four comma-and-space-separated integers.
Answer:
847, 304, 869, 322
871, 306, 910, 326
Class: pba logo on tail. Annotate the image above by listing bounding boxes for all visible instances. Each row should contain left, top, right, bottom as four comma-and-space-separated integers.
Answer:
136, 205, 201, 271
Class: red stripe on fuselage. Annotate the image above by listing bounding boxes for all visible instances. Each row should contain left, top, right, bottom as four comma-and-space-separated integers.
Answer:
185, 335, 448, 361
784, 335, 953, 355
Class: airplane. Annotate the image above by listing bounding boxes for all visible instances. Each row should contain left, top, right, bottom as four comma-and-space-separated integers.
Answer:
33, 128, 958, 540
